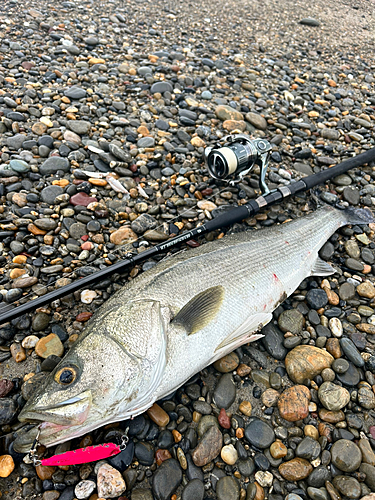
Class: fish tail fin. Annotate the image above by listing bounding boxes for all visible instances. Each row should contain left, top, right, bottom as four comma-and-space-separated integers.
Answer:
342, 207, 375, 226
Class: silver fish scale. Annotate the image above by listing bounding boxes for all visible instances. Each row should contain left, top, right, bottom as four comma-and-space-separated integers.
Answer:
94, 206, 348, 399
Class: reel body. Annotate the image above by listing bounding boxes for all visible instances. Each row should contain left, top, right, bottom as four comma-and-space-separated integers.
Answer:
204, 134, 272, 194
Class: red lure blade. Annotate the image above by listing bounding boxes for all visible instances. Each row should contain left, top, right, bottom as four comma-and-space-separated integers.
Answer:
40, 442, 121, 466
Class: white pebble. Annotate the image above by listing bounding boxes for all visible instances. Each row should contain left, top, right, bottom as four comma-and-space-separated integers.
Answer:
329, 317, 343, 338
21, 335, 39, 349
197, 200, 217, 211
81, 289, 97, 304
74, 480, 96, 500
255, 471, 273, 487
220, 444, 238, 465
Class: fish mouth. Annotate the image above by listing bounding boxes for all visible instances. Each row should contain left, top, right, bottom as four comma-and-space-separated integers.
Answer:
14, 390, 92, 453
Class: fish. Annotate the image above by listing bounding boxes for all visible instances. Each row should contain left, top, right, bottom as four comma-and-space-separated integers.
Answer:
13, 205, 373, 452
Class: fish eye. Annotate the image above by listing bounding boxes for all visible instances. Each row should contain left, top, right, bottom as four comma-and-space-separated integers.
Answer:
55, 367, 77, 386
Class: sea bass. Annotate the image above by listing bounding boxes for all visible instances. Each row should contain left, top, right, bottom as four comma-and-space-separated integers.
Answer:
14, 205, 373, 452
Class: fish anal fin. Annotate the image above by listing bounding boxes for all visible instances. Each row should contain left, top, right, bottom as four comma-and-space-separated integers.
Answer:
311, 257, 336, 276
215, 312, 272, 354
172, 285, 225, 335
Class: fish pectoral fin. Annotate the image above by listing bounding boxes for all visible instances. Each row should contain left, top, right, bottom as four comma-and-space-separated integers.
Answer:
171, 285, 225, 335
215, 312, 272, 353
311, 257, 336, 276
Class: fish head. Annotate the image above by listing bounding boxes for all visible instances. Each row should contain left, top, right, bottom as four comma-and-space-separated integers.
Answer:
14, 325, 143, 453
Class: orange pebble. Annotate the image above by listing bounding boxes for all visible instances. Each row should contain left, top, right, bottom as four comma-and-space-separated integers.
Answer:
52, 179, 69, 187
9, 269, 26, 279
236, 428, 244, 439
13, 255, 27, 264
89, 178, 107, 187
172, 430, 182, 442
28, 223, 46, 235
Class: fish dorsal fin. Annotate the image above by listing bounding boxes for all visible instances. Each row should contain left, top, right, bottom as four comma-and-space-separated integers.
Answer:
171, 285, 225, 335
311, 257, 336, 276
214, 312, 272, 355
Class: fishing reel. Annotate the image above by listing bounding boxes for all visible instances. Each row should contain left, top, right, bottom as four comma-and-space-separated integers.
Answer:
204, 134, 272, 194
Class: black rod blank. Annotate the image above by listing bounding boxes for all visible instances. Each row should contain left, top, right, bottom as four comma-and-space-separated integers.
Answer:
1, 147, 375, 325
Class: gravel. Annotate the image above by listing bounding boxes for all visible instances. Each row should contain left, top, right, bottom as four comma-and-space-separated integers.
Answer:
1, 0, 375, 498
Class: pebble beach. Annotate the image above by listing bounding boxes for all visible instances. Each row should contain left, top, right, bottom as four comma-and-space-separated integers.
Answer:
1, 0, 375, 499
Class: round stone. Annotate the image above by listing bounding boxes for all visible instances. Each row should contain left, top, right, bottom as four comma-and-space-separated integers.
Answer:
0, 455, 15, 478
278, 385, 311, 422
213, 352, 239, 373
306, 289, 328, 309
244, 419, 275, 449
285, 345, 333, 384
221, 444, 238, 465
216, 476, 240, 500
279, 458, 313, 481
318, 381, 350, 411
75, 480, 96, 500
213, 373, 236, 409
41, 185, 64, 204
331, 440, 362, 472
181, 479, 204, 500
278, 309, 304, 334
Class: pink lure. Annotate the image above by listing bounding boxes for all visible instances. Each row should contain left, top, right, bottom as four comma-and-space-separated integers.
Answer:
40, 443, 121, 466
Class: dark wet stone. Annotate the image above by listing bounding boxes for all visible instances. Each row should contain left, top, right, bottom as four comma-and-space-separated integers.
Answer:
64, 87, 86, 99
237, 458, 255, 477
332, 475, 361, 499
134, 441, 154, 466
306, 289, 328, 309
39, 157, 70, 176
336, 362, 360, 386
332, 358, 349, 373
58, 486, 75, 500
244, 346, 268, 368
186, 454, 204, 481
41, 185, 64, 204
296, 436, 321, 461
345, 258, 364, 272
307, 465, 332, 487
131, 489, 154, 500
262, 323, 288, 360
151, 82, 173, 94
244, 418, 275, 449
32, 312, 50, 331
359, 463, 375, 490
278, 309, 304, 334
40, 355, 61, 372
213, 373, 236, 409
319, 241, 335, 260
216, 476, 240, 500
254, 452, 270, 471
331, 439, 362, 472
181, 478, 205, 500
340, 337, 364, 367
152, 459, 182, 500
0, 397, 17, 425
299, 17, 321, 26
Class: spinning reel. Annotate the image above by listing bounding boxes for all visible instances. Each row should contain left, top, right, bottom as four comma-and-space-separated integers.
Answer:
204, 134, 272, 194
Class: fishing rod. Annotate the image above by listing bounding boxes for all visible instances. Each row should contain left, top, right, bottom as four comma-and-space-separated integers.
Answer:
1, 137, 375, 325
